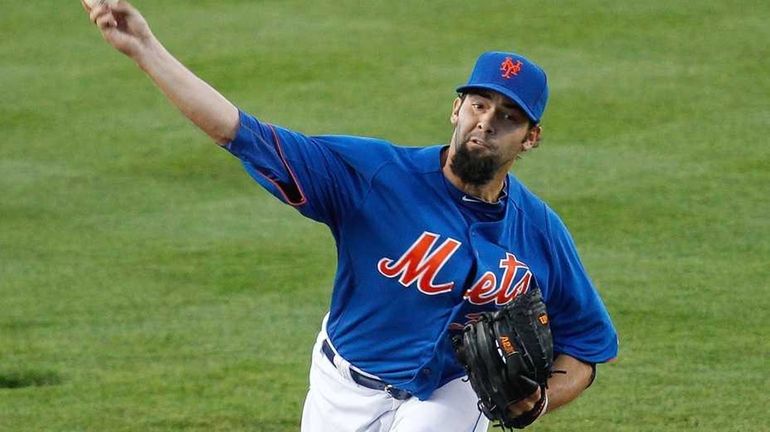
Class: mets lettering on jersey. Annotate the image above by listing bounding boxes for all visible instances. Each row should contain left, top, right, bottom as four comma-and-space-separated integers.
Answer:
378, 232, 533, 306
225, 111, 619, 400
377, 232, 461, 295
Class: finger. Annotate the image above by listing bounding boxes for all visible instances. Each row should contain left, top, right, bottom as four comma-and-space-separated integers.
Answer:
510, 386, 541, 416
83, 0, 116, 10
109, 0, 135, 15
96, 13, 117, 30
509, 400, 533, 417
517, 397, 536, 413
89, 5, 112, 24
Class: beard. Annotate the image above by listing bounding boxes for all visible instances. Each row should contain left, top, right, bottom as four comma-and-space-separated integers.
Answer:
449, 139, 500, 186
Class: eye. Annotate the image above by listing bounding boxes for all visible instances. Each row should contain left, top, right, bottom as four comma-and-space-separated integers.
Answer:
504, 113, 523, 124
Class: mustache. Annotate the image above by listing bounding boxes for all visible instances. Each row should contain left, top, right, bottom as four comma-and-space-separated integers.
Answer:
464, 134, 493, 149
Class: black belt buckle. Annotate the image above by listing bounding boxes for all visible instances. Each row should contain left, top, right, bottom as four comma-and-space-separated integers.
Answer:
384, 384, 411, 401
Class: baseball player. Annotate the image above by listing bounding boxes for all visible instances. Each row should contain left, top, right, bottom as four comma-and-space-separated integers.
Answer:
85, 2, 618, 431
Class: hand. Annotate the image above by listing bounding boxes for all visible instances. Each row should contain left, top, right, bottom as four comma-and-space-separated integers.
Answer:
507, 386, 542, 417
82, 0, 154, 59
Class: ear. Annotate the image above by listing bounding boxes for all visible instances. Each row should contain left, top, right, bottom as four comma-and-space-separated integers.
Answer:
450, 97, 463, 126
521, 125, 542, 151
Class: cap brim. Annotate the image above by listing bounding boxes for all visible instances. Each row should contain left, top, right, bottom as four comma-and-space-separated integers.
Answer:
456, 84, 540, 123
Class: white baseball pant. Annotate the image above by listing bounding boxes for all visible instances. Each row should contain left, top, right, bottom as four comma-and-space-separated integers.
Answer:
301, 329, 489, 432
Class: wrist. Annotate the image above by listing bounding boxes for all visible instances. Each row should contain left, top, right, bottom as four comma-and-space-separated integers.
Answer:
134, 35, 164, 70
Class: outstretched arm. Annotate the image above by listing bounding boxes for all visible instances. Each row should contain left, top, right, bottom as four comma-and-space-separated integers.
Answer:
84, 0, 239, 145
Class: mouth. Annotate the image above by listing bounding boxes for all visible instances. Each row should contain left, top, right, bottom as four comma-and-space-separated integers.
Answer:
467, 136, 491, 150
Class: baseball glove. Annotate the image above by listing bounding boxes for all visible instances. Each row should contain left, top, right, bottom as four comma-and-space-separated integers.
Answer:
453, 285, 554, 430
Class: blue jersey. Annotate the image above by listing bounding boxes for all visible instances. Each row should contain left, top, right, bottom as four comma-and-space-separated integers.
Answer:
225, 110, 618, 400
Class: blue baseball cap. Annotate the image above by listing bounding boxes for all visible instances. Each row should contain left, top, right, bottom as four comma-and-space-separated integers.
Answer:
456, 51, 549, 123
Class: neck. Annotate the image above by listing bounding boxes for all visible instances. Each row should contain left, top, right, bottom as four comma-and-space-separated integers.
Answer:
441, 147, 509, 203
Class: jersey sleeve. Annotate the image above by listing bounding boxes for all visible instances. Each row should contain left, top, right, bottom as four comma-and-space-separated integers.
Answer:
223, 110, 382, 228
543, 207, 619, 364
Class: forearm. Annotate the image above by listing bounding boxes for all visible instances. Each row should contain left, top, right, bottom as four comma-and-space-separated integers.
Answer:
545, 354, 594, 412
134, 38, 239, 145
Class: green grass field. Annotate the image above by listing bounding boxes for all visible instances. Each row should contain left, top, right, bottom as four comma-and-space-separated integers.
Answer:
1, 0, 768, 430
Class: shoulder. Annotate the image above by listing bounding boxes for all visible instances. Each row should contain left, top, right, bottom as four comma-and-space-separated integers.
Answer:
507, 175, 554, 234
312, 135, 443, 176
507, 175, 577, 255
313, 134, 397, 158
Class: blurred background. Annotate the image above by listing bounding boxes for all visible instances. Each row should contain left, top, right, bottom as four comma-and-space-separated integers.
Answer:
1, 1, 768, 430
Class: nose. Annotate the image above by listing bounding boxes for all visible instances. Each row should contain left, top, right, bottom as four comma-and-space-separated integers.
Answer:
476, 110, 495, 135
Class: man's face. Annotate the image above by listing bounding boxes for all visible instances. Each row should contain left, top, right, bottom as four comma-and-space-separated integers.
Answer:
448, 90, 540, 186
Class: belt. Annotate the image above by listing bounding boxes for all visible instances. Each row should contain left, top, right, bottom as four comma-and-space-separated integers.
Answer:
321, 339, 412, 400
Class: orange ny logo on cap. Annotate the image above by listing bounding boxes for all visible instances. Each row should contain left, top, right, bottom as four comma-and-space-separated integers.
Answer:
500, 57, 523, 79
